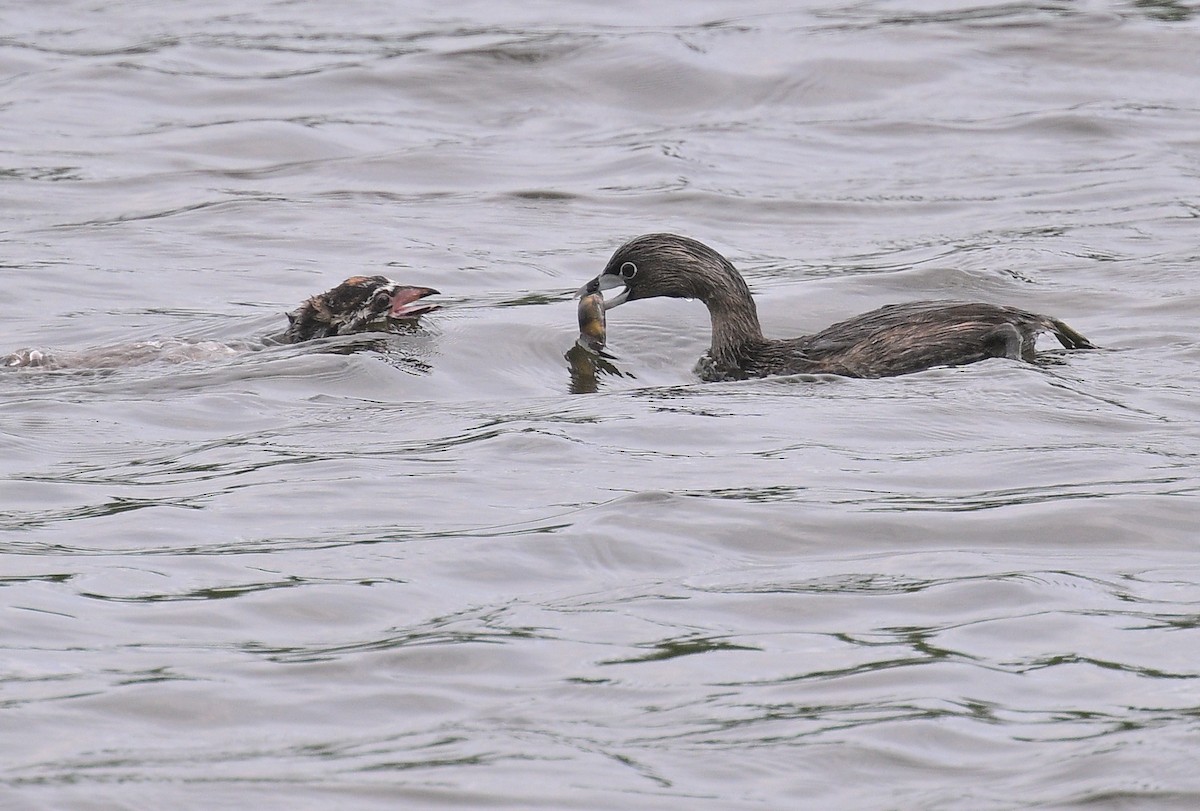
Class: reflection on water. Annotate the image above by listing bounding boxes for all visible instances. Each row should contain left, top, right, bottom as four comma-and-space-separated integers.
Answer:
1133, 0, 1197, 22
565, 342, 628, 394
3, 0, 1200, 808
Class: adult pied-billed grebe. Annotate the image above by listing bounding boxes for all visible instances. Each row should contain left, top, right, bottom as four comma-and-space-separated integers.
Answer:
4, 275, 440, 369
578, 233, 1094, 381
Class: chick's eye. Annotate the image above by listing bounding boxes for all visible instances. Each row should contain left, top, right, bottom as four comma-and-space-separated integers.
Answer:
619, 261, 638, 279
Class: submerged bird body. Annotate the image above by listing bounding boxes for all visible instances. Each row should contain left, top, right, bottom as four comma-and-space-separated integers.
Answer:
580, 233, 1093, 381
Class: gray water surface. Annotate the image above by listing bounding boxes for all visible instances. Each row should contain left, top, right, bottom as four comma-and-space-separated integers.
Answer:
3, 1, 1200, 808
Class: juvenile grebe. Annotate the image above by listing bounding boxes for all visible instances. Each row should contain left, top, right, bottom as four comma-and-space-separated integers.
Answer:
282, 275, 439, 343
4, 276, 440, 369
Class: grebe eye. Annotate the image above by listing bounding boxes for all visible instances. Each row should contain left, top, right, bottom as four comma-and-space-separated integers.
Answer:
619, 261, 638, 279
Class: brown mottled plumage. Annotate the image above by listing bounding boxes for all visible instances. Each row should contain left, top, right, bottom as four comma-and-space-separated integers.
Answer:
579, 233, 1094, 381
282, 275, 439, 344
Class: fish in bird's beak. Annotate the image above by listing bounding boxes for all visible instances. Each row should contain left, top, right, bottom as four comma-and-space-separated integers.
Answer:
576, 290, 607, 351
388, 286, 441, 319
576, 274, 629, 309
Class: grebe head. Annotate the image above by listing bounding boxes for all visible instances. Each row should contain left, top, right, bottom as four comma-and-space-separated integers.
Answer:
285, 275, 439, 343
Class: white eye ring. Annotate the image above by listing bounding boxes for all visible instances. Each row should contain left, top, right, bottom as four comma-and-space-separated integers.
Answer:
619, 261, 638, 279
